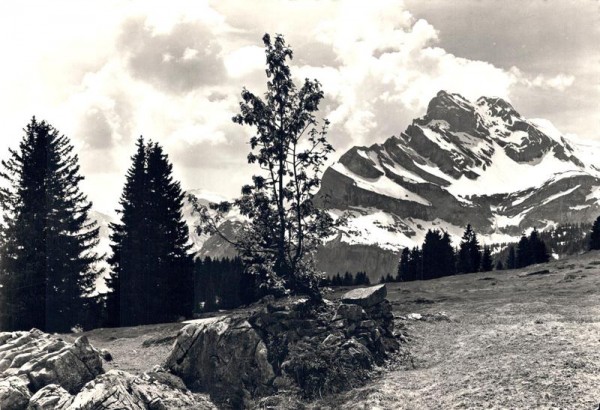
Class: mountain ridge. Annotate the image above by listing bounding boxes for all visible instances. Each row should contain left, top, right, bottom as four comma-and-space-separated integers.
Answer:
313, 90, 600, 279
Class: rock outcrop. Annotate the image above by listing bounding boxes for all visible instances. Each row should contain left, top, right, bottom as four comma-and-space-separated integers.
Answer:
0, 329, 102, 396
165, 316, 275, 407
341, 283, 387, 307
0, 329, 215, 410
166, 285, 400, 407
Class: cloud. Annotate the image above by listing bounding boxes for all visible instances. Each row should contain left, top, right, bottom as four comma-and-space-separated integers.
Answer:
78, 108, 114, 149
118, 17, 227, 93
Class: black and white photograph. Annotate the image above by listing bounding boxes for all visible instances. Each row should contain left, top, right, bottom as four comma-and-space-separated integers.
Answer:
0, 0, 599, 408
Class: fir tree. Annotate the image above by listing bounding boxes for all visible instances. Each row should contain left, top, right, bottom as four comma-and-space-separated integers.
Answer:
397, 248, 411, 281
457, 224, 481, 274
0, 118, 102, 332
107, 137, 192, 326
422, 229, 455, 279
440, 231, 456, 276
480, 246, 493, 272
516, 234, 531, 268
409, 247, 423, 281
588, 216, 600, 250
495, 260, 504, 271
342, 272, 354, 286
529, 228, 550, 264
506, 246, 516, 270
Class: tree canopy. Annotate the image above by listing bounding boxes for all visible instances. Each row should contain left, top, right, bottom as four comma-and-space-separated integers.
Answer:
106, 137, 192, 326
0, 117, 102, 332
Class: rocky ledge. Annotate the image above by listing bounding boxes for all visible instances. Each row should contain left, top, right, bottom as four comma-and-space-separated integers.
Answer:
166, 284, 400, 408
0, 329, 215, 409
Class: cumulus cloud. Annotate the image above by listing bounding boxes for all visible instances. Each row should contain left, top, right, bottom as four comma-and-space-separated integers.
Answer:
119, 18, 226, 93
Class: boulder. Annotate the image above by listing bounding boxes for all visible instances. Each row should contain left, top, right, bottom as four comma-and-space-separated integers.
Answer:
67, 370, 214, 410
165, 316, 275, 408
28, 385, 73, 409
22, 335, 103, 394
0, 375, 31, 409
27, 370, 215, 410
333, 303, 366, 322
0, 330, 103, 395
0, 329, 217, 410
341, 284, 387, 308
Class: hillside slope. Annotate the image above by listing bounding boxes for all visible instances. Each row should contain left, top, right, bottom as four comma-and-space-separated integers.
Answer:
323, 251, 600, 409
68, 251, 600, 408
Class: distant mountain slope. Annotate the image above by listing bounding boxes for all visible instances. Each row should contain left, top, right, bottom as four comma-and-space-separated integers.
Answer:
313, 90, 600, 280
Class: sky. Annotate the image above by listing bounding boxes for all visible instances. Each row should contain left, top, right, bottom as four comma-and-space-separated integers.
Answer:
0, 0, 598, 215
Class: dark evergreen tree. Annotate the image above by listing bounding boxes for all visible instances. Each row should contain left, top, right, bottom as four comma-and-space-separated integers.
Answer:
516, 234, 531, 268
0, 118, 102, 332
588, 216, 600, 250
409, 247, 423, 281
421, 229, 456, 280
342, 271, 354, 286
495, 260, 504, 271
457, 224, 481, 274
354, 271, 370, 285
107, 137, 192, 326
440, 231, 456, 276
397, 248, 411, 281
506, 246, 517, 270
480, 246, 493, 272
529, 228, 550, 264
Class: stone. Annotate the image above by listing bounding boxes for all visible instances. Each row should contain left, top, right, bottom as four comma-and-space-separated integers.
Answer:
65, 370, 215, 410
341, 284, 387, 308
358, 320, 376, 330
27, 384, 73, 409
165, 316, 275, 408
334, 303, 366, 322
0, 375, 31, 409
0, 330, 103, 396
24, 335, 103, 394
99, 349, 113, 362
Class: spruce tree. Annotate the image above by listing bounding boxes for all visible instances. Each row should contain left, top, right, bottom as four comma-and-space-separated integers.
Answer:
397, 248, 411, 281
421, 230, 455, 280
516, 234, 531, 268
506, 246, 516, 270
529, 228, 550, 264
589, 216, 600, 250
457, 224, 481, 274
409, 247, 423, 280
0, 118, 102, 332
440, 231, 456, 276
480, 246, 493, 272
107, 137, 192, 326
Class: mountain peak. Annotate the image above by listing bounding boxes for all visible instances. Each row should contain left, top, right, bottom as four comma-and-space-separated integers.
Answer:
424, 90, 478, 133
476, 96, 520, 123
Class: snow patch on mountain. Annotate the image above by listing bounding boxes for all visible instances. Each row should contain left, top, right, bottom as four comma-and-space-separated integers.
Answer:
332, 162, 431, 205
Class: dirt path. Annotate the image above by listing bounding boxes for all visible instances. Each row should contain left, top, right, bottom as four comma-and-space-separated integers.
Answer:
327, 252, 600, 409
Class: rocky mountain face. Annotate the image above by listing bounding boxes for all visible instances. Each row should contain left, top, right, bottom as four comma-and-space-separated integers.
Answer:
313, 90, 600, 280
